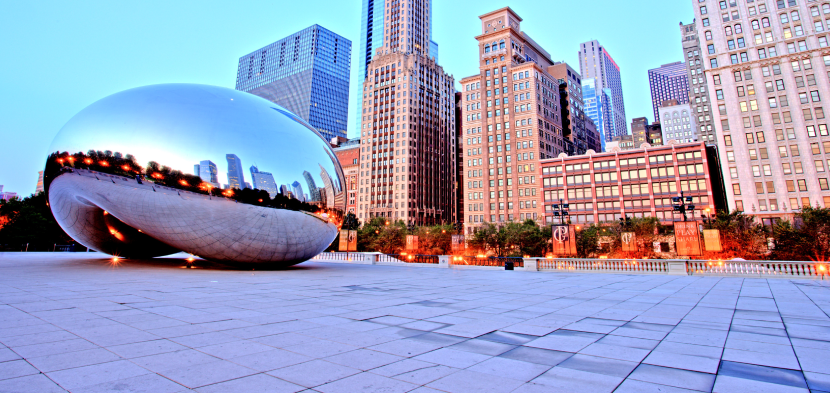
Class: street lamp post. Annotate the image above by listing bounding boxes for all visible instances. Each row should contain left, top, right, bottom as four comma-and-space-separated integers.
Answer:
551, 199, 570, 226
671, 191, 696, 222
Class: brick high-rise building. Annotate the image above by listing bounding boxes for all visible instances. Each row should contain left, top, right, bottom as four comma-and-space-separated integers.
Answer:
356, 0, 456, 226
694, 0, 830, 218
549, 62, 603, 155
680, 21, 716, 143
459, 7, 565, 233
455, 91, 464, 225
648, 62, 690, 122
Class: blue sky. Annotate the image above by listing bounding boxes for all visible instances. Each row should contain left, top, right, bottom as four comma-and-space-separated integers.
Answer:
0, 0, 693, 195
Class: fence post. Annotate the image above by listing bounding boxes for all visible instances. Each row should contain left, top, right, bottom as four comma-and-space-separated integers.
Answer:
438, 255, 450, 268
523, 258, 538, 272
667, 259, 688, 275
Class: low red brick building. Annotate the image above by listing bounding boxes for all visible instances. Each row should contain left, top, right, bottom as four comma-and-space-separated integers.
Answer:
540, 141, 726, 225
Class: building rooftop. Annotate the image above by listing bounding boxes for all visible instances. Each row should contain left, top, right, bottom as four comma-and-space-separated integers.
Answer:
0, 253, 826, 392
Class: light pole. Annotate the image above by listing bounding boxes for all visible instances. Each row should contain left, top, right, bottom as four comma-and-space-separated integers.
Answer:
551, 199, 570, 226
702, 208, 712, 227
672, 191, 695, 222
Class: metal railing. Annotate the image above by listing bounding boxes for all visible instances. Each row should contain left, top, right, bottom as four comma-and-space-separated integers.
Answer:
378, 254, 439, 264
537, 258, 669, 274
452, 256, 524, 268
687, 260, 828, 278
308, 252, 828, 279
311, 252, 357, 261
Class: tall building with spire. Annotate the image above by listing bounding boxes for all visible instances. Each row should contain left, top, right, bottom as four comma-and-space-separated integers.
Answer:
356, 0, 456, 226
579, 40, 628, 140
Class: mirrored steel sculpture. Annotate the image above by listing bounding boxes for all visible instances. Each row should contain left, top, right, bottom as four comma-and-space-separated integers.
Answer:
44, 84, 344, 266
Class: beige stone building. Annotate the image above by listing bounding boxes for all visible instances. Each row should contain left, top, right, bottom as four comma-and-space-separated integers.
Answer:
459, 7, 565, 234
694, 0, 830, 220
356, 0, 456, 226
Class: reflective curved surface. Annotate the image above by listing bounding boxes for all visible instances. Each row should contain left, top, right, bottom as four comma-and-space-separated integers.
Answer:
45, 83, 344, 266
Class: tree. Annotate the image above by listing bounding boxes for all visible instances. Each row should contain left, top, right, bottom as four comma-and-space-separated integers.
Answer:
342, 212, 359, 231
357, 217, 405, 254
770, 206, 830, 261
466, 223, 507, 256
415, 224, 452, 255
575, 224, 602, 258
0, 192, 74, 250
502, 220, 547, 257
704, 209, 768, 260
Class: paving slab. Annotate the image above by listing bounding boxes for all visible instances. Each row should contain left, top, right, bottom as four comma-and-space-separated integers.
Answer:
1, 253, 829, 392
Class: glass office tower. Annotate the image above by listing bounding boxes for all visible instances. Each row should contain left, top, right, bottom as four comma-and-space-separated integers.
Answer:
236, 25, 351, 141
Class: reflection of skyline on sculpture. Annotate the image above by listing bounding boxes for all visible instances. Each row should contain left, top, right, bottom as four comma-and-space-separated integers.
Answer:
46, 84, 344, 211
44, 83, 345, 265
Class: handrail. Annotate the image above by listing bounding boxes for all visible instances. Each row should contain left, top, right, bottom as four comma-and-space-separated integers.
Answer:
308, 252, 828, 279
537, 258, 668, 273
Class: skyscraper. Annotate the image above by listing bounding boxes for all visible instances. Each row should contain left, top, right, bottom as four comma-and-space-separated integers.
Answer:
196, 160, 219, 188
291, 181, 305, 202
303, 170, 321, 202
354, 0, 439, 137
648, 62, 690, 122
549, 62, 603, 155
459, 7, 565, 232
694, 0, 830, 216
226, 154, 246, 190
35, 171, 44, 194
236, 25, 351, 141
680, 21, 716, 143
579, 40, 628, 139
249, 165, 278, 197
356, 0, 456, 226
582, 77, 607, 151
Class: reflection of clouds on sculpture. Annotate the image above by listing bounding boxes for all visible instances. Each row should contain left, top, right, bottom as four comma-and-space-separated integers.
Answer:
45, 84, 345, 266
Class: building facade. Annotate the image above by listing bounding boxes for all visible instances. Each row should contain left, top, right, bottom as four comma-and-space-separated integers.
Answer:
549, 62, 603, 155
459, 7, 565, 233
648, 61, 691, 122
225, 154, 247, 190
579, 40, 628, 140
250, 165, 278, 197
333, 142, 360, 215
541, 142, 725, 224
582, 77, 608, 152
631, 117, 665, 148
659, 100, 698, 143
196, 160, 219, 188
694, 0, 830, 217
354, 0, 438, 137
681, 21, 717, 143
36, 171, 44, 194
356, 0, 456, 226
236, 25, 351, 141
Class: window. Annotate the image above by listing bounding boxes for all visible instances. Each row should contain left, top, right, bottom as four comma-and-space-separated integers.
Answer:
733, 183, 742, 195
798, 179, 808, 191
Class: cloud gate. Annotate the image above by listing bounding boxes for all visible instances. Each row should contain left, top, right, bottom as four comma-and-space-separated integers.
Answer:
44, 84, 345, 266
